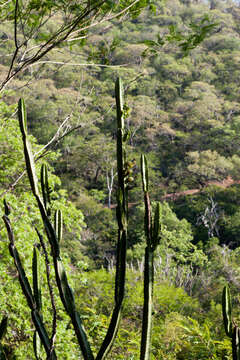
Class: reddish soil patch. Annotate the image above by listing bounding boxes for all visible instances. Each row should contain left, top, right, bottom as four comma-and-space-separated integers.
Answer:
108, 176, 240, 209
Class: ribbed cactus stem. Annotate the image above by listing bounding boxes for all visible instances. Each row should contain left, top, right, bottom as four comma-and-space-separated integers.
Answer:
0, 315, 7, 360
54, 210, 63, 243
2, 212, 57, 359
222, 285, 232, 337
18, 99, 59, 258
32, 246, 42, 359
140, 155, 160, 360
96, 77, 128, 360
141, 247, 154, 360
0, 316, 7, 342
32, 247, 42, 312
41, 164, 51, 215
232, 326, 240, 360
222, 285, 240, 359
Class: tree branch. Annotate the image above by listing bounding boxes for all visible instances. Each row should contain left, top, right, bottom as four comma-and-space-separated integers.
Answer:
0, 0, 140, 92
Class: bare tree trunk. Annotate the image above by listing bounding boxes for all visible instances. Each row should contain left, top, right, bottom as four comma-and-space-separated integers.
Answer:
106, 167, 116, 208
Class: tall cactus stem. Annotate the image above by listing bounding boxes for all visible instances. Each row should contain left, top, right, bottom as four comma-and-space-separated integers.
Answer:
0, 317, 7, 342
32, 247, 42, 312
54, 210, 63, 243
32, 246, 43, 359
232, 326, 240, 360
140, 155, 160, 360
41, 164, 51, 215
140, 247, 154, 360
0, 315, 8, 360
2, 213, 57, 359
222, 285, 232, 337
96, 77, 128, 360
18, 99, 59, 258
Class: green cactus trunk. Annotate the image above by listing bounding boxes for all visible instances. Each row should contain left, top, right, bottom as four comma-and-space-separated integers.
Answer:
221, 285, 240, 360
140, 248, 154, 360
140, 155, 160, 360
96, 77, 128, 360
3, 213, 57, 359
0, 316, 8, 360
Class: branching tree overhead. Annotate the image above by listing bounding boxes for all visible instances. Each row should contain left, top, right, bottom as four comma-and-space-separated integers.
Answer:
0, 0, 148, 92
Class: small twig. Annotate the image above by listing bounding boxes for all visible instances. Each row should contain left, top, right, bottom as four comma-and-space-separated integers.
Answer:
0, 114, 77, 198
6, 0, 21, 82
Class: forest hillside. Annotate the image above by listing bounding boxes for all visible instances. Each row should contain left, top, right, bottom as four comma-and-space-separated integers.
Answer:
1, 0, 240, 358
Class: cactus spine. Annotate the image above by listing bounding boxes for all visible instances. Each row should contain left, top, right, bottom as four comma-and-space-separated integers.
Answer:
140, 154, 160, 360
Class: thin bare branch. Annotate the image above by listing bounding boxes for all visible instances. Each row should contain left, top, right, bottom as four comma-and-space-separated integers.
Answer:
32, 60, 130, 68
0, 115, 81, 198
6, 0, 21, 82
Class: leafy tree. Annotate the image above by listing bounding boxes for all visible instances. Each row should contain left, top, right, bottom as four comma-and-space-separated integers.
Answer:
127, 201, 206, 268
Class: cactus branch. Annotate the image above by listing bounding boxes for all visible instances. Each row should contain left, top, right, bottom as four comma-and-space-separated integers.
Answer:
2, 213, 57, 359
36, 230, 57, 358
140, 154, 153, 360
18, 98, 94, 360
0, 315, 8, 360
222, 285, 232, 338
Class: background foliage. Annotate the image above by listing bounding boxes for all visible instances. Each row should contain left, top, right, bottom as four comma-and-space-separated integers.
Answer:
1, 0, 240, 358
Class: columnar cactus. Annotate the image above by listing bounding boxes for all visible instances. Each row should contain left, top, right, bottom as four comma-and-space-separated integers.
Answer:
96, 77, 128, 360
2, 79, 161, 360
2, 211, 57, 359
3, 78, 130, 360
222, 285, 240, 360
140, 155, 160, 360
18, 97, 94, 360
